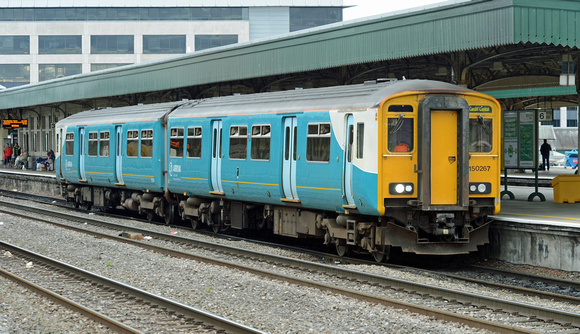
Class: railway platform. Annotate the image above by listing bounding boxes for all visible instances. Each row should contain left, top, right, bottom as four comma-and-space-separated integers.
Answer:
491, 167, 580, 272
0, 167, 578, 272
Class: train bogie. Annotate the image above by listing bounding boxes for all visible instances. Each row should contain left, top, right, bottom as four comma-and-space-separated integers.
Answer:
55, 80, 501, 261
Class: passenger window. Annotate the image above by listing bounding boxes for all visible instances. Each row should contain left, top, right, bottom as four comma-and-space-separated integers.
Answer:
388, 116, 414, 152
141, 129, 153, 158
229, 125, 247, 160
65, 133, 74, 156
469, 116, 492, 153
307, 123, 331, 162
88, 132, 98, 156
170, 127, 184, 158
99, 131, 109, 157
127, 130, 139, 157
251, 125, 270, 160
187, 127, 202, 158
356, 123, 364, 159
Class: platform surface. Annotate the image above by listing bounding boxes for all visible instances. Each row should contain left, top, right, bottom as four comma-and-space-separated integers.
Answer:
496, 166, 580, 229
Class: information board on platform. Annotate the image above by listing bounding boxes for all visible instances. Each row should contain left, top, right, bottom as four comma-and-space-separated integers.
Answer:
519, 111, 536, 168
503, 112, 518, 168
502, 110, 537, 169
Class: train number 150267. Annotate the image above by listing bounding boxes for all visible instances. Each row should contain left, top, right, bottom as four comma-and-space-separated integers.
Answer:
469, 165, 490, 172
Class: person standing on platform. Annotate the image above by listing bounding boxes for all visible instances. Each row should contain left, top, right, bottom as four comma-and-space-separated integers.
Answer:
540, 139, 552, 171
3, 144, 12, 168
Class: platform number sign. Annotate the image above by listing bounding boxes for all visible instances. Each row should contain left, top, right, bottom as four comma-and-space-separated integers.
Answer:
538, 110, 553, 122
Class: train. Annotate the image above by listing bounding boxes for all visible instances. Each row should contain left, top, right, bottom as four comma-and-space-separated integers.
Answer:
55, 79, 501, 262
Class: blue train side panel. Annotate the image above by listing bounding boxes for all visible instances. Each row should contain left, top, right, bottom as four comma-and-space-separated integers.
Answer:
83, 124, 116, 187
119, 121, 165, 193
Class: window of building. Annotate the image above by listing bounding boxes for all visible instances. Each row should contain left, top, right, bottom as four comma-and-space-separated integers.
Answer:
88, 131, 98, 156
0, 7, 249, 21
143, 35, 186, 54
39, 64, 82, 82
0, 64, 30, 88
127, 130, 139, 157
195, 35, 238, 51
469, 117, 493, 153
100, 131, 110, 157
141, 129, 153, 157
251, 125, 270, 160
39, 35, 82, 54
170, 127, 184, 158
0, 36, 29, 54
307, 123, 331, 162
387, 117, 414, 152
356, 123, 364, 159
91, 63, 132, 72
290, 7, 342, 32
91, 35, 134, 54
229, 125, 247, 159
65, 133, 74, 156
187, 127, 202, 158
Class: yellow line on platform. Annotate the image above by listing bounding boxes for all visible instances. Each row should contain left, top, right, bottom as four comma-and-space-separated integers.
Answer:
500, 212, 580, 221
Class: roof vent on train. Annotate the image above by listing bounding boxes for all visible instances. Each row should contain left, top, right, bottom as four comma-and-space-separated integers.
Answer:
364, 78, 397, 85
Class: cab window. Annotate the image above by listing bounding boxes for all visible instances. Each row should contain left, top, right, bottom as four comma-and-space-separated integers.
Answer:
469, 116, 492, 153
388, 116, 414, 152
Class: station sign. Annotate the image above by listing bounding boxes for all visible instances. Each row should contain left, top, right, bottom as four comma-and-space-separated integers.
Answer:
2, 119, 28, 129
538, 110, 553, 122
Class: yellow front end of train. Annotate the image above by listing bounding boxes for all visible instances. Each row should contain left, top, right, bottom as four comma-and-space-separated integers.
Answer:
376, 89, 501, 254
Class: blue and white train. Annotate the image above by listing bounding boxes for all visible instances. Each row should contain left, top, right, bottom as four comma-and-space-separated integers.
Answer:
55, 79, 501, 261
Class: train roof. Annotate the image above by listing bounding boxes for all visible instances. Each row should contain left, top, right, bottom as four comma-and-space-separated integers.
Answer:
56, 101, 183, 127
169, 79, 472, 118
56, 80, 474, 127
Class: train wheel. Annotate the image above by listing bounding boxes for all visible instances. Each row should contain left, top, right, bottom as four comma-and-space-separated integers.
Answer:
335, 239, 350, 257
211, 221, 221, 233
372, 245, 391, 263
163, 204, 175, 225
190, 217, 199, 230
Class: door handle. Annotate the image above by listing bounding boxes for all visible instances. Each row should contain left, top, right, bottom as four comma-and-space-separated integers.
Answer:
448, 156, 456, 164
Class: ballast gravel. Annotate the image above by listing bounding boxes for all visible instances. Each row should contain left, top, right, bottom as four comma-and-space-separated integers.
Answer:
0, 203, 555, 334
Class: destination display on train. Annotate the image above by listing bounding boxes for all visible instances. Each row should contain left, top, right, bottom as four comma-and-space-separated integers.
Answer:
469, 106, 492, 113
2, 119, 28, 129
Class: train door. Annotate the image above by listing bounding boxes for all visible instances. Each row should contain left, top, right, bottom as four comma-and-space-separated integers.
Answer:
430, 110, 457, 204
57, 128, 64, 178
282, 117, 298, 200
115, 126, 124, 185
343, 115, 355, 206
79, 127, 86, 181
210, 120, 223, 193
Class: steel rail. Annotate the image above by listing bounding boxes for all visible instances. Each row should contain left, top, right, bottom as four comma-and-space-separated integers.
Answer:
1, 201, 577, 332
0, 267, 142, 334
0, 240, 264, 334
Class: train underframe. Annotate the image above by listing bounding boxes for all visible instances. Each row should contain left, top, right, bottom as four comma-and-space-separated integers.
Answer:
63, 183, 492, 262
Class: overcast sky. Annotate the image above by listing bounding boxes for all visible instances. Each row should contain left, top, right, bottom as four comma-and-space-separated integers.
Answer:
343, 0, 449, 21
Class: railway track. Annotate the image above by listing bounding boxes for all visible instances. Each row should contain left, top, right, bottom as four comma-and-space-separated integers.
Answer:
1, 198, 579, 333
0, 240, 263, 334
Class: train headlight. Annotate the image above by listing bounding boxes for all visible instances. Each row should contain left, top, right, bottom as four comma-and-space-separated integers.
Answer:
469, 182, 491, 194
389, 183, 414, 195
